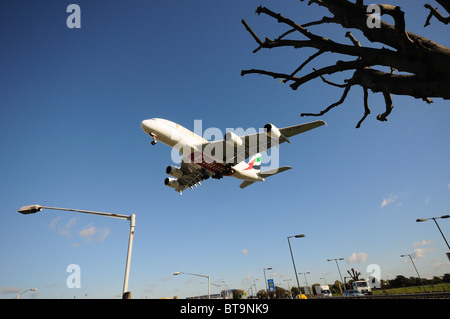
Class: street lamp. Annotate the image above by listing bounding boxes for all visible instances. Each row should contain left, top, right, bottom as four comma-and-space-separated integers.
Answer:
18, 204, 136, 299
173, 271, 211, 299
253, 278, 259, 298
263, 267, 272, 296
211, 283, 223, 299
17, 288, 37, 299
283, 279, 293, 298
299, 271, 310, 289
327, 258, 345, 292
400, 254, 426, 293
287, 234, 305, 298
416, 214, 450, 261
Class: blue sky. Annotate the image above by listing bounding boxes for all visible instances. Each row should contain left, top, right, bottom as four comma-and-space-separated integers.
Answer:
1, 0, 449, 298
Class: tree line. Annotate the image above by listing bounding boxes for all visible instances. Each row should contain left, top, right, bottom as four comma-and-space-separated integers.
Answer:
251, 273, 450, 298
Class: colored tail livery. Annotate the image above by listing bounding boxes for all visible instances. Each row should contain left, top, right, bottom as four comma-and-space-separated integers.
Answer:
244, 153, 261, 172
141, 118, 326, 194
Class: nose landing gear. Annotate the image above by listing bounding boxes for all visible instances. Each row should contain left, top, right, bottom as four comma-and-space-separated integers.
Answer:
150, 133, 158, 145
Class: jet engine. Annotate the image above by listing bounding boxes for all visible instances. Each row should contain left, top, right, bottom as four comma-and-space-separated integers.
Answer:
166, 165, 183, 178
164, 177, 180, 188
264, 123, 281, 139
224, 131, 243, 147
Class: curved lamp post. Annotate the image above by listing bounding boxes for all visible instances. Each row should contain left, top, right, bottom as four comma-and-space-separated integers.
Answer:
416, 214, 450, 261
287, 234, 305, 297
401, 254, 426, 293
18, 204, 135, 299
327, 258, 345, 292
173, 271, 210, 299
17, 288, 38, 299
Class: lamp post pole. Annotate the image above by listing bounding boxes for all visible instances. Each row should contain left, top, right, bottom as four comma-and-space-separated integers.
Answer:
17, 288, 38, 299
327, 258, 345, 292
401, 254, 427, 293
18, 204, 135, 299
416, 214, 450, 261
287, 234, 305, 298
299, 271, 310, 290
173, 271, 210, 299
253, 278, 259, 298
263, 267, 272, 297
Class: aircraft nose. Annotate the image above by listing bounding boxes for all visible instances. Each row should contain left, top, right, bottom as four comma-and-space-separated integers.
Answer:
141, 119, 152, 133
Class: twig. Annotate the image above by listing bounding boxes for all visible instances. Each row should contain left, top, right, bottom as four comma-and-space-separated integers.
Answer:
313, 67, 348, 88
285, 50, 324, 82
301, 82, 353, 117
424, 3, 450, 26
356, 87, 371, 128
377, 92, 394, 122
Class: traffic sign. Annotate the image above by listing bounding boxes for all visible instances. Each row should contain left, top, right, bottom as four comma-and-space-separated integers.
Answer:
267, 279, 275, 292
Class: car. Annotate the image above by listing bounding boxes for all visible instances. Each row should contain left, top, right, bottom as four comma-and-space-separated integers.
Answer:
342, 289, 364, 297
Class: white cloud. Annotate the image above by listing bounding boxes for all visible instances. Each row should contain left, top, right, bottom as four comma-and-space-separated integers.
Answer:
347, 252, 368, 263
430, 261, 450, 270
413, 240, 432, 247
79, 223, 110, 242
184, 278, 195, 284
48, 216, 77, 238
47, 216, 61, 230
380, 194, 397, 207
160, 276, 173, 282
242, 249, 250, 254
411, 247, 434, 260
1, 286, 21, 295
47, 217, 109, 245
242, 274, 252, 284
65, 217, 77, 228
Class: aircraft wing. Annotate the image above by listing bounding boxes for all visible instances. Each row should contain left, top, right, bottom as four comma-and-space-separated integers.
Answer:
279, 120, 327, 139
170, 160, 211, 194
203, 120, 326, 165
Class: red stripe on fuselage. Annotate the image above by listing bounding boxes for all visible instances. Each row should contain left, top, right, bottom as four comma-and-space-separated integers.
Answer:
189, 152, 231, 176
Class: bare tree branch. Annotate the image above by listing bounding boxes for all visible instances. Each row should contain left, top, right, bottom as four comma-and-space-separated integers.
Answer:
377, 92, 394, 122
241, 0, 450, 127
425, 3, 450, 26
240, 69, 299, 82
356, 87, 371, 128
300, 81, 353, 117
287, 50, 324, 81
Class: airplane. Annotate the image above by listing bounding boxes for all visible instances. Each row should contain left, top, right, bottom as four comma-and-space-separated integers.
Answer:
141, 118, 326, 194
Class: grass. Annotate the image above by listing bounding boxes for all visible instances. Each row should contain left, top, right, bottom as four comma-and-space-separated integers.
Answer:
371, 283, 450, 295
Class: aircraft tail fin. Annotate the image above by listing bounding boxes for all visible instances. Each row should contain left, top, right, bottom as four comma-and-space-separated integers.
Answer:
239, 166, 292, 189
243, 153, 261, 172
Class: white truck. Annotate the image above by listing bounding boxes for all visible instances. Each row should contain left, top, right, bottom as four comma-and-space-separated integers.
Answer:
315, 285, 332, 298
352, 280, 372, 295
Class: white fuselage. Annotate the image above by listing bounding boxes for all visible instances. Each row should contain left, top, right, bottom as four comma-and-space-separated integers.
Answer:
141, 118, 263, 181
141, 118, 205, 150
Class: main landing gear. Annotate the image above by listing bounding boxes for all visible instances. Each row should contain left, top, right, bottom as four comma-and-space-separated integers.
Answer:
224, 163, 233, 175
212, 164, 234, 180
150, 132, 158, 145
212, 173, 223, 180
